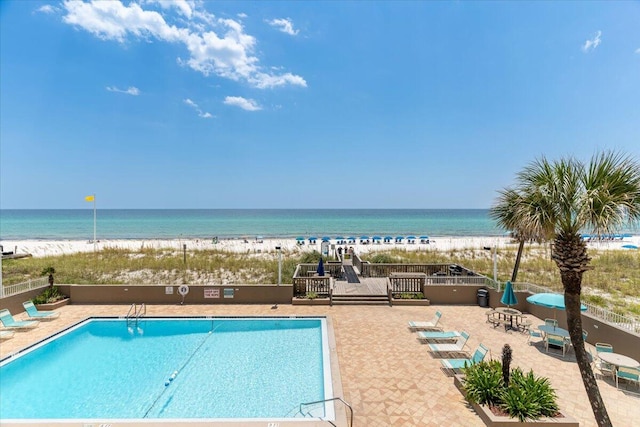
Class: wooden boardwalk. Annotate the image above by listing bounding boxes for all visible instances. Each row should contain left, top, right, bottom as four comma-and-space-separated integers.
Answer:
333, 278, 387, 296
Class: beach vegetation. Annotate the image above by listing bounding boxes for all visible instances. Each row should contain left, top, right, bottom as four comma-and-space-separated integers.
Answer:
392, 292, 425, 299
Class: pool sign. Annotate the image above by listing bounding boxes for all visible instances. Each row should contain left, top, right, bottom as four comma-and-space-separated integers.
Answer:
165, 286, 174, 295
224, 288, 235, 298
204, 288, 220, 299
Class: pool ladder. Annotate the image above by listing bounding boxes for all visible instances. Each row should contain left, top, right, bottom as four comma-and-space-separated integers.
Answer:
299, 397, 353, 427
126, 303, 146, 326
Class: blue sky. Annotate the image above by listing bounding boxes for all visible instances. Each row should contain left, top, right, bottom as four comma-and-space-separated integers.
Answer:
1, 1, 639, 209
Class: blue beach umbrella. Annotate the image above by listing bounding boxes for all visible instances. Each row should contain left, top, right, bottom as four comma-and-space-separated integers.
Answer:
335, 236, 345, 240
500, 281, 518, 308
395, 236, 404, 242
384, 236, 393, 242
622, 244, 638, 249
317, 258, 325, 276
526, 293, 587, 318
321, 236, 331, 242
296, 236, 305, 241
372, 236, 382, 240
347, 236, 356, 243
360, 235, 369, 240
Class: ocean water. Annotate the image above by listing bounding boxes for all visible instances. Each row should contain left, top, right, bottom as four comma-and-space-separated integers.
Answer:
0, 209, 503, 240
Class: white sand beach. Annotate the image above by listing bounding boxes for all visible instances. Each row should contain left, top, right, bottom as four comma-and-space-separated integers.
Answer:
2, 235, 638, 258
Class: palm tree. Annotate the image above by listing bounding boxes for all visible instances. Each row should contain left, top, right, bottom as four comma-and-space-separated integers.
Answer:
490, 151, 640, 427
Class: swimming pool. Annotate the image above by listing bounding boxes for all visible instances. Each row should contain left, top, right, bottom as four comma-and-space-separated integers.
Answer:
0, 317, 334, 422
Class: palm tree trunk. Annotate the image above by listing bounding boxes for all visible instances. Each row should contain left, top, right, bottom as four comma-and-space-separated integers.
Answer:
554, 234, 611, 427
511, 240, 524, 282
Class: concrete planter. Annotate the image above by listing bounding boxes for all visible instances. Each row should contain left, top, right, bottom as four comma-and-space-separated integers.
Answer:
35, 298, 70, 310
453, 375, 578, 427
291, 298, 331, 306
391, 299, 431, 306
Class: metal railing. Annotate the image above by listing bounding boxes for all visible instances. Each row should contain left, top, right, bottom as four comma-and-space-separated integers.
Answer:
299, 397, 353, 427
1, 277, 49, 298
514, 282, 639, 334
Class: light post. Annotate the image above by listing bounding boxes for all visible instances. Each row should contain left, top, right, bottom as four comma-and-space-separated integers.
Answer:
483, 245, 498, 290
275, 246, 282, 286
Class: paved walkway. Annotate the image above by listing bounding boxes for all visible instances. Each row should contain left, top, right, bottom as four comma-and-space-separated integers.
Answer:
1, 304, 638, 426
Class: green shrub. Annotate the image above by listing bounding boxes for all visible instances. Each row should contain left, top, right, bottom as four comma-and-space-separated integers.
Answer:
32, 286, 66, 304
463, 360, 503, 406
392, 292, 425, 299
369, 253, 398, 263
463, 361, 559, 421
306, 292, 318, 299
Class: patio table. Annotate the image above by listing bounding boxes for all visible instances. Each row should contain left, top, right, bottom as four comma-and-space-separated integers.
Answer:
538, 325, 570, 338
598, 352, 640, 369
494, 307, 522, 330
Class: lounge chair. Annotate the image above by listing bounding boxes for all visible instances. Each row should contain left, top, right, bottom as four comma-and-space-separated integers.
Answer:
616, 366, 640, 390
408, 311, 442, 330
440, 344, 489, 371
23, 301, 60, 320
427, 331, 469, 353
0, 329, 16, 340
417, 330, 461, 341
0, 309, 39, 330
545, 333, 568, 357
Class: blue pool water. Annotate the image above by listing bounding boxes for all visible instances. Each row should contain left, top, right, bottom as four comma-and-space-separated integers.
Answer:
0, 317, 332, 421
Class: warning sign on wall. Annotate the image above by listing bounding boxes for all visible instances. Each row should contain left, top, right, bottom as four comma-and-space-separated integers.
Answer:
204, 288, 220, 299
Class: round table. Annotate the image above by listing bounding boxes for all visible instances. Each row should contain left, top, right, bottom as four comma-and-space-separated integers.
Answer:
598, 352, 640, 369
537, 325, 570, 338
494, 307, 522, 330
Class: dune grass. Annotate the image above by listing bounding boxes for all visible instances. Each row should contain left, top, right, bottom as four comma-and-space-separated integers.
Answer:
2, 244, 638, 317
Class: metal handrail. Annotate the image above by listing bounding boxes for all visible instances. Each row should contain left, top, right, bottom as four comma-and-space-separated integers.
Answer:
300, 397, 353, 427
125, 303, 136, 319
136, 303, 146, 320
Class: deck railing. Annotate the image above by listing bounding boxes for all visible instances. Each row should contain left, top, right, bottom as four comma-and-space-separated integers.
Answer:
388, 273, 426, 293
1, 277, 49, 298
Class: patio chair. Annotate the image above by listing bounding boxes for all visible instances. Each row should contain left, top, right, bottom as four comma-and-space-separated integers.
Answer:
0, 329, 16, 340
440, 344, 489, 371
417, 330, 461, 341
544, 318, 558, 328
616, 366, 640, 390
595, 342, 613, 353
22, 301, 60, 321
408, 311, 442, 330
427, 331, 469, 353
545, 333, 568, 357
516, 315, 532, 333
0, 309, 39, 330
485, 310, 500, 327
527, 328, 543, 345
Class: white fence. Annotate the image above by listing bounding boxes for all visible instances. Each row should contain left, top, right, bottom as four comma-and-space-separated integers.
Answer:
1, 277, 49, 298
514, 282, 639, 334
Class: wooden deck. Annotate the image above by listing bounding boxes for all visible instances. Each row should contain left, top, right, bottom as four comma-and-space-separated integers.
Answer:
333, 278, 388, 296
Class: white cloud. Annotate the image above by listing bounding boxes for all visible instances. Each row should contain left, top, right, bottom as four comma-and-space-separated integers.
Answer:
237, 13, 247, 19
267, 18, 299, 36
635, 48, 640, 54
61, 1, 306, 89
184, 98, 213, 118
582, 30, 602, 53
37, 5, 56, 14
224, 96, 261, 111
106, 85, 140, 95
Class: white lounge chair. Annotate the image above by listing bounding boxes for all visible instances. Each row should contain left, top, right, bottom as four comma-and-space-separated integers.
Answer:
0, 309, 39, 330
440, 344, 489, 371
23, 301, 60, 321
408, 311, 442, 330
417, 330, 461, 341
0, 329, 16, 340
427, 331, 469, 353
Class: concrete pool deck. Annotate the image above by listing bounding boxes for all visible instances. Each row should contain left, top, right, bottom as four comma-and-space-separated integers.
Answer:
1, 304, 638, 426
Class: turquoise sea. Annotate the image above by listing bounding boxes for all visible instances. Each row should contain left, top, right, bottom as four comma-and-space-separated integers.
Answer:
0, 209, 505, 240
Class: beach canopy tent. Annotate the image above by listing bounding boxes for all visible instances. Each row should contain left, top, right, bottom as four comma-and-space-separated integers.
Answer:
321, 236, 331, 242
296, 236, 305, 241
347, 236, 356, 243
395, 236, 404, 242
384, 236, 393, 243
406, 235, 416, 243
372, 236, 382, 241
419, 235, 430, 243
308, 236, 317, 243
317, 258, 325, 276
500, 281, 518, 307
526, 293, 587, 318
